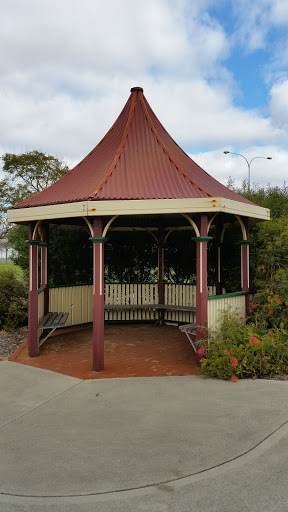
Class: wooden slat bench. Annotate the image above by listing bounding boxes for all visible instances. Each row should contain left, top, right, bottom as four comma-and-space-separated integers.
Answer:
179, 323, 197, 352
104, 304, 196, 312
38, 312, 69, 349
104, 303, 196, 322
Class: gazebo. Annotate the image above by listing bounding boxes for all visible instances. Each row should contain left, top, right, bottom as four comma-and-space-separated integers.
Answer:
8, 86, 270, 371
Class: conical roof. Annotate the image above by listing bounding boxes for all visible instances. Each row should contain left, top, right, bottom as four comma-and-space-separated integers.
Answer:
15, 87, 252, 208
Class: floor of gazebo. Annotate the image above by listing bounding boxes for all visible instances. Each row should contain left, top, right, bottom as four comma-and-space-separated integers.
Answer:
9, 324, 200, 379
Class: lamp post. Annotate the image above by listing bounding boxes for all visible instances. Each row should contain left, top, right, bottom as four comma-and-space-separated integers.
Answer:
223, 151, 272, 191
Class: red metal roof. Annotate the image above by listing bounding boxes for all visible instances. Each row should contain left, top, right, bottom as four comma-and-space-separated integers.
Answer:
15, 87, 253, 208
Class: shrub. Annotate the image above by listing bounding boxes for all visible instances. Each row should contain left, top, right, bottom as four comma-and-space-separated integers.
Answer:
0, 269, 28, 331
200, 312, 288, 380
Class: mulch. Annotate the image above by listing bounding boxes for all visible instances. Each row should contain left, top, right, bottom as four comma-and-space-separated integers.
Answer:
0, 326, 28, 360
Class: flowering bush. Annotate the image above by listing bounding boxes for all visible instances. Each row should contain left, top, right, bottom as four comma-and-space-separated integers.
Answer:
200, 312, 288, 380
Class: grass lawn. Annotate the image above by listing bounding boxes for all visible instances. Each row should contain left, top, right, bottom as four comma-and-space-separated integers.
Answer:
0, 262, 24, 279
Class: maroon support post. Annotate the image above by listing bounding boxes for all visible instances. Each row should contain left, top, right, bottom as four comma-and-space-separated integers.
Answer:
215, 241, 222, 296
158, 226, 165, 325
28, 222, 39, 357
40, 224, 49, 316
214, 225, 222, 295
193, 215, 212, 342
241, 219, 250, 315
90, 217, 107, 371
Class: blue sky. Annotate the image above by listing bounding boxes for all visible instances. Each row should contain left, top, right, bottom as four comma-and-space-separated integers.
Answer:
0, 0, 288, 187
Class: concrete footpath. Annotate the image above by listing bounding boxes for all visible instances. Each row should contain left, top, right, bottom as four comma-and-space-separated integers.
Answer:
0, 361, 288, 512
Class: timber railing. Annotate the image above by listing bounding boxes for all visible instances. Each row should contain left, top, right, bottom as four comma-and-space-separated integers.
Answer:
47, 283, 216, 326
207, 292, 247, 329
39, 283, 246, 329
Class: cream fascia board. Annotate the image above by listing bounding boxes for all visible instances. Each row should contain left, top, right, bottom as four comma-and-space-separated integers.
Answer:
7, 202, 88, 223
88, 198, 270, 220
7, 197, 270, 223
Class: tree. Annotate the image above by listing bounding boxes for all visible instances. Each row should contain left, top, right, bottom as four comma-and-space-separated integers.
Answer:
2, 151, 69, 279
0, 150, 69, 212
225, 180, 288, 328
226, 179, 288, 219
249, 216, 288, 329
0, 215, 9, 240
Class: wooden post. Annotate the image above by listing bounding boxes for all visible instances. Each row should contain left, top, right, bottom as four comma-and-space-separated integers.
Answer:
28, 222, 39, 357
193, 215, 212, 342
158, 225, 165, 325
240, 218, 250, 315
40, 244, 47, 288
43, 225, 49, 316
90, 218, 107, 372
40, 223, 49, 316
215, 237, 224, 296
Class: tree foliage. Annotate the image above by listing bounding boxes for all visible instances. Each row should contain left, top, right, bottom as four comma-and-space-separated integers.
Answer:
8, 226, 93, 286
105, 232, 158, 282
227, 179, 288, 218
0, 150, 68, 212
49, 229, 93, 285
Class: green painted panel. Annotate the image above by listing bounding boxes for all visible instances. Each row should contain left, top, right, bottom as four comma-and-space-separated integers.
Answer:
208, 291, 249, 300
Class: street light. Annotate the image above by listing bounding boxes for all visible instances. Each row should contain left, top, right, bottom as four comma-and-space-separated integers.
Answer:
223, 151, 272, 191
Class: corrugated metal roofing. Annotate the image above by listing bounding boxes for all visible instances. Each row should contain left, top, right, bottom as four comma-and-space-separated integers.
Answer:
14, 87, 253, 208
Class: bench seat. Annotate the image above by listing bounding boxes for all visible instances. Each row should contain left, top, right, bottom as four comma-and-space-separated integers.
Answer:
38, 312, 69, 349
104, 303, 196, 312
179, 323, 197, 352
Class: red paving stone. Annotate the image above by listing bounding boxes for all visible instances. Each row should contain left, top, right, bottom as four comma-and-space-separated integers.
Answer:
9, 324, 200, 379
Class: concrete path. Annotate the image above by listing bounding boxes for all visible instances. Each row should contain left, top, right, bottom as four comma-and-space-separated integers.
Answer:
1, 361, 288, 511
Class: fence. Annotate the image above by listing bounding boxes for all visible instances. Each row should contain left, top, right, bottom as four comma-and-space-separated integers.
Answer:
208, 292, 247, 329
47, 283, 216, 326
39, 283, 243, 329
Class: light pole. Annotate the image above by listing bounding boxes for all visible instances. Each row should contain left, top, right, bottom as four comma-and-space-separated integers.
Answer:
223, 151, 272, 191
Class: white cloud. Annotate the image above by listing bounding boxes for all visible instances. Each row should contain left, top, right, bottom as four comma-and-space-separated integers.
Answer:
148, 79, 284, 149
0, 0, 287, 190
0, 0, 228, 79
268, 80, 288, 129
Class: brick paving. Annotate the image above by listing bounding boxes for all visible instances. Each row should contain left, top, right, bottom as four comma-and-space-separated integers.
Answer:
9, 323, 200, 379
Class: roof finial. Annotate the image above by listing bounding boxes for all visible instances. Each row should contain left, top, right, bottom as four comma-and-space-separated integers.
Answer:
130, 87, 143, 93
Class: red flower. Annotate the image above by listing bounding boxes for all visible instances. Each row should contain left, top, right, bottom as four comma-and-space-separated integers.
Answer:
239, 316, 244, 320
235, 312, 239, 316
269, 310, 274, 315
197, 347, 205, 356
224, 349, 229, 355
231, 375, 238, 383
249, 302, 257, 311
250, 337, 260, 345
231, 357, 238, 367
275, 297, 280, 305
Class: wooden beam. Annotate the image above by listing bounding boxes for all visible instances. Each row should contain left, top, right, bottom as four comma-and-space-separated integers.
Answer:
7, 197, 270, 223
91, 217, 105, 371
28, 221, 38, 357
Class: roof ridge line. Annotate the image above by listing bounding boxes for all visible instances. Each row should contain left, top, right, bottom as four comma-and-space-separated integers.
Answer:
140, 95, 214, 197
88, 92, 137, 199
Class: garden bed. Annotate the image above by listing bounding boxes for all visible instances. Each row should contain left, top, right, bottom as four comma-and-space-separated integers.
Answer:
0, 326, 28, 360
